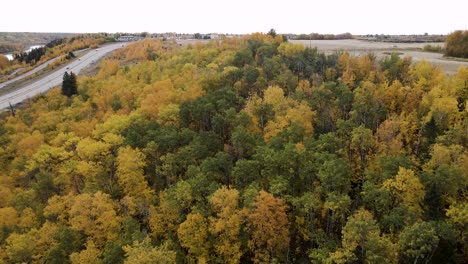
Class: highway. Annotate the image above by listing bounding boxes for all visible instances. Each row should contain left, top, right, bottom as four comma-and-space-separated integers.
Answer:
0, 57, 60, 90
0, 42, 127, 110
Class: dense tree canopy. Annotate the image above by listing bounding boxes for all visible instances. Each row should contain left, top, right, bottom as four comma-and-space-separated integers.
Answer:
0, 34, 467, 263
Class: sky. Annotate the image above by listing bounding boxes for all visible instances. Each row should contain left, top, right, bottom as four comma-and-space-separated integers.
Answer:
1, 0, 467, 35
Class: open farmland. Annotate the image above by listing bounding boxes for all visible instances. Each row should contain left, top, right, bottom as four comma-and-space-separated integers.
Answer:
291, 39, 467, 74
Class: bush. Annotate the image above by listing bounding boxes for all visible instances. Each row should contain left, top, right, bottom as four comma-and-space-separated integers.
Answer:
445, 30, 468, 58
423, 44, 443, 52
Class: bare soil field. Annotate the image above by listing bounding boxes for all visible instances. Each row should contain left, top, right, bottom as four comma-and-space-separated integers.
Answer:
291, 39, 467, 75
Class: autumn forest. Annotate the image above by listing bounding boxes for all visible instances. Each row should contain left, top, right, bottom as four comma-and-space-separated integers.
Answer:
0, 33, 467, 263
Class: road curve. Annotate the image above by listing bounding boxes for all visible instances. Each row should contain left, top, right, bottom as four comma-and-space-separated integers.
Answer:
0, 42, 127, 110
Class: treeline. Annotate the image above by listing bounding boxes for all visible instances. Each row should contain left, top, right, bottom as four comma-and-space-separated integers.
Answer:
14, 46, 47, 64
445, 30, 468, 58
294, 32, 353, 40
359, 34, 446, 43
0, 35, 466, 263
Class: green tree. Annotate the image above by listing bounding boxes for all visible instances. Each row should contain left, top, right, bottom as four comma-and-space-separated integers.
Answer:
331, 209, 397, 263
267, 28, 277, 38
399, 222, 439, 264
62, 71, 78, 97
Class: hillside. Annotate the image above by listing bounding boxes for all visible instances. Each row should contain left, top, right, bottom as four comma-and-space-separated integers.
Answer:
0, 32, 73, 53
0, 34, 467, 263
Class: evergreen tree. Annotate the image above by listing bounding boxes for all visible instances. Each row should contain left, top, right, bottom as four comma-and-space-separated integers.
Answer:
62, 71, 78, 97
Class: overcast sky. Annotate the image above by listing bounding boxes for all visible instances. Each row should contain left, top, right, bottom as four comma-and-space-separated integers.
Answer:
1, 0, 467, 35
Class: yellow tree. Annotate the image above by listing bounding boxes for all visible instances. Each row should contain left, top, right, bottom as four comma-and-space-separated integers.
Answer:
68, 191, 122, 246
43, 194, 74, 224
70, 240, 101, 264
0, 207, 18, 227
123, 237, 176, 264
383, 167, 425, 215
246, 86, 316, 141
117, 146, 154, 211
245, 190, 289, 263
208, 186, 243, 263
177, 213, 210, 263
375, 115, 404, 156
148, 191, 181, 240
2, 229, 40, 263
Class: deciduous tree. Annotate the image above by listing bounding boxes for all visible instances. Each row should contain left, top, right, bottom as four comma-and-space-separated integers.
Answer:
245, 190, 289, 263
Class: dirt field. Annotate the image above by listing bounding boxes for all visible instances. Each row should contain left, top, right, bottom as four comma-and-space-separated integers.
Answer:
291, 39, 467, 75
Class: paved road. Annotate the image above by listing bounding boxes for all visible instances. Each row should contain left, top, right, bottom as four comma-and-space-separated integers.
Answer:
0, 57, 61, 89
0, 42, 127, 110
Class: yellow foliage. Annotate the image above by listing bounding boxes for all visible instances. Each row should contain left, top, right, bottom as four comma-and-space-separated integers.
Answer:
140, 79, 175, 118
123, 237, 176, 264
43, 194, 74, 224
18, 207, 36, 229
0, 175, 14, 207
263, 85, 284, 107
92, 113, 133, 138
148, 199, 179, 240
383, 167, 425, 214
247, 86, 316, 141
117, 146, 153, 206
409, 60, 445, 91
97, 59, 120, 79
76, 137, 111, 161
157, 103, 180, 127
35, 221, 60, 254
16, 130, 44, 157
209, 187, 243, 263
425, 144, 466, 172
375, 116, 404, 155
177, 213, 209, 263
70, 240, 101, 264
278, 42, 305, 58
69, 191, 122, 246
429, 96, 461, 129
3, 229, 40, 263
246, 190, 289, 263
0, 207, 18, 227
26, 144, 71, 173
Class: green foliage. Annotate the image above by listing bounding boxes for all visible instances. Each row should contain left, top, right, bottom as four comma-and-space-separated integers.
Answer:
62, 71, 78, 97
